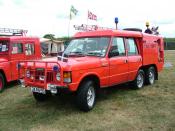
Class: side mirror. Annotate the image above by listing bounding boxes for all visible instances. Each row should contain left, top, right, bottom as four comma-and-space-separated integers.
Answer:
108, 46, 119, 58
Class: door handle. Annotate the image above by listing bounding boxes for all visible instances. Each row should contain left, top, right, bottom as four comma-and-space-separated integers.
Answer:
124, 59, 128, 63
101, 62, 108, 67
138, 58, 142, 62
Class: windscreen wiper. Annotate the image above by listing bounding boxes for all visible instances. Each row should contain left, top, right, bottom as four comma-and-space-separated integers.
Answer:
86, 52, 103, 56
67, 51, 85, 56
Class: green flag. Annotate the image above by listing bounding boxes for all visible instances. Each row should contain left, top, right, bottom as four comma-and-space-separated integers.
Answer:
70, 5, 78, 20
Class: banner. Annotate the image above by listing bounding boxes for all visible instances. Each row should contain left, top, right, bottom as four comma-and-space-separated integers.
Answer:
88, 11, 97, 21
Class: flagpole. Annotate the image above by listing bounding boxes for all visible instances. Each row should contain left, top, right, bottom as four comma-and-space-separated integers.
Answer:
68, 5, 78, 37
68, 14, 71, 38
68, 11, 71, 38
87, 10, 89, 26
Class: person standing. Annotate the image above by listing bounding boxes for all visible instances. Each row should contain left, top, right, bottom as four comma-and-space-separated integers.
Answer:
145, 22, 152, 34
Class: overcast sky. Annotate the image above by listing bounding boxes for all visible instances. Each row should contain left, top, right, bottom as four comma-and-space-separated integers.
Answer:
0, 0, 174, 37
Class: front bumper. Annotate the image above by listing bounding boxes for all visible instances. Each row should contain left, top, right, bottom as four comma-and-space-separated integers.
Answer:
47, 83, 68, 94
20, 80, 69, 94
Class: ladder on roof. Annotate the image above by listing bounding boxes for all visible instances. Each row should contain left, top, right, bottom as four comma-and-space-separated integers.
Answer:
0, 28, 28, 36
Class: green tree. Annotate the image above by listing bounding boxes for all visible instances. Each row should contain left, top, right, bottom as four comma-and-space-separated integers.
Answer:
43, 34, 55, 40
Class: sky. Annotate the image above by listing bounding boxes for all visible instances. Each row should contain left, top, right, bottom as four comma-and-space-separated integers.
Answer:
0, 0, 175, 38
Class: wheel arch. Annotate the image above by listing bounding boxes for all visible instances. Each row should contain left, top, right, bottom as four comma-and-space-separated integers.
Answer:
139, 64, 158, 80
0, 69, 7, 83
77, 74, 100, 91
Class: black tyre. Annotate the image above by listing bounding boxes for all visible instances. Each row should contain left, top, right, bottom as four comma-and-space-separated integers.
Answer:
33, 91, 51, 102
76, 80, 96, 112
145, 67, 155, 85
0, 73, 5, 93
133, 69, 145, 89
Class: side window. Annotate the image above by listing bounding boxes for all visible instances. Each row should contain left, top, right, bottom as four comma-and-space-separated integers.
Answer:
0, 41, 9, 52
25, 43, 34, 55
110, 37, 125, 57
127, 38, 138, 55
11, 43, 23, 54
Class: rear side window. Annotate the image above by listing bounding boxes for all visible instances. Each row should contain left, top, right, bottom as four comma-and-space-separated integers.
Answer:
11, 43, 23, 54
111, 37, 126, 56
25, 43, 34, 55
127, 38, 138, 55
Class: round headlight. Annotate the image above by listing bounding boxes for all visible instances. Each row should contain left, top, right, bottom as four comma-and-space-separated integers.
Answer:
56, 73, 61, 81
26, 70, 30, 78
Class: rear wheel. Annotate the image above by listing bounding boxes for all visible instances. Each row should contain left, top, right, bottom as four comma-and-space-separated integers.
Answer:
33, 91, 51, 102
0, 73, 5, 93
132, 69, 145, 89
76, 80, 96, 111
145, 67, 155, 85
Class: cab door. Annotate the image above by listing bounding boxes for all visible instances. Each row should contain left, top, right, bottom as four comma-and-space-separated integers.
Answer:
109, 37, 128, 85
10, 41, 25, 80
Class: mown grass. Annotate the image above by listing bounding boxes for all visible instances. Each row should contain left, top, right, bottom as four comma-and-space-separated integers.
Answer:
0, 51, 175, 131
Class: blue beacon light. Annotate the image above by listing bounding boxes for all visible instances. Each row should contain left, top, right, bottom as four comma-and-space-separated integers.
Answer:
115, 17, 119, 24
115, 17, 119, 29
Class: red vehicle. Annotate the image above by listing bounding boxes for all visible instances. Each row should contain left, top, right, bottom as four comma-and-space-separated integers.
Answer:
19, 29, 164, 111
0, 28, 41, 92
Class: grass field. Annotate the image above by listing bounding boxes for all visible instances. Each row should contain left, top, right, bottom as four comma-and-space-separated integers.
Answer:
0, 51, 175, 131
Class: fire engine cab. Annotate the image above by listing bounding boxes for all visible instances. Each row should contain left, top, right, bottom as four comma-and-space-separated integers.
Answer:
0, 28, 41, 92
19, 29, 164, 111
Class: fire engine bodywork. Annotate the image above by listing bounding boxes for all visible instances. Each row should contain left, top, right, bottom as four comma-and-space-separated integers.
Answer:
21, 30, 164, 90
19, 30, 164, 111
0, 36, 41, 91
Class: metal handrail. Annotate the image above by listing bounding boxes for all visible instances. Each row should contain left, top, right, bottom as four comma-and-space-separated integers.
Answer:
0, 28, 28, 36
18, 60, 62, 86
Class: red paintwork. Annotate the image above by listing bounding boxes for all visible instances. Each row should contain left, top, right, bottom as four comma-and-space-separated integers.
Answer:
21, 30, 164, 91
0, 36, 41, 83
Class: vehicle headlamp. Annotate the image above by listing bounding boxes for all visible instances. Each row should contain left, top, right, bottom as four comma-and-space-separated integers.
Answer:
63, 71, 72, 83
26, 70, 30, 78
56, 72, 61, 81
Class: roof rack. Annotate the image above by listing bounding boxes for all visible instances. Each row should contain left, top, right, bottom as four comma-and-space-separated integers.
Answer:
123, 28, 142, 32
74, 24, 113, 31
0, 28, 28, 36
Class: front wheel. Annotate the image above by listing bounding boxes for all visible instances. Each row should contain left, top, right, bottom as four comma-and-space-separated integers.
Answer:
0, 73, 5, 93
76, 80, 96, 112
132, 69, 145, 89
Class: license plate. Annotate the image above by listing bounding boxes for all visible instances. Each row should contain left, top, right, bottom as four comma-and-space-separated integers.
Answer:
31, 87, 46, 94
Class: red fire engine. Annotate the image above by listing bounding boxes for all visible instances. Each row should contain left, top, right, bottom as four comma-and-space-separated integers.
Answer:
0, 28, 41, 92
19, 29, 164, 111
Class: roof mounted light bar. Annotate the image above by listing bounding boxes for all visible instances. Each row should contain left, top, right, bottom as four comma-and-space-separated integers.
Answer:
0, 28, 28, 36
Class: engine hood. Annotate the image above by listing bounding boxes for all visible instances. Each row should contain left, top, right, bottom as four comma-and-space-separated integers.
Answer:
42, 56, 102, 71
67, 56, 102, 70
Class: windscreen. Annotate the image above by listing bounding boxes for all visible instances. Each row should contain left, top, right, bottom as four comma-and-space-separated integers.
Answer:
64, 37, 110, 57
